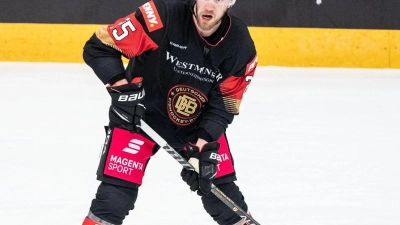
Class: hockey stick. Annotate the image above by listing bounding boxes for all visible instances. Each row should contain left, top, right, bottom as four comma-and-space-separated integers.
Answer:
140, 119, 261, 225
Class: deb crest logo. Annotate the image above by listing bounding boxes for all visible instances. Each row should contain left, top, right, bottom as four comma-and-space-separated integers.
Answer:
139, 1, 164, 32
167, 85, 208, 126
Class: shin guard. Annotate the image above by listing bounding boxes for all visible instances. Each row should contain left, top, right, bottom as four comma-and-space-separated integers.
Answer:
202, 182, 248, 225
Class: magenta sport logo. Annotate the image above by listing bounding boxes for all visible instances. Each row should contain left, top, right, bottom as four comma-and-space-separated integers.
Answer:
122, 139, 145, 154
104, 128, 155, 184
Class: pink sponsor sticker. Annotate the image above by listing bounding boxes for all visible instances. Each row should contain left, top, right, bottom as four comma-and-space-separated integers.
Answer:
216, 134, 235, 178
104, 128, 155, 184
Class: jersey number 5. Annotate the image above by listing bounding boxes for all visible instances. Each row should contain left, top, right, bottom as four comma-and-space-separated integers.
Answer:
112, 19, 136, 41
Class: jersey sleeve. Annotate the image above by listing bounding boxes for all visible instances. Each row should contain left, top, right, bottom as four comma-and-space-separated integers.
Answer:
197, 52, 258, 141
219, 53, 258, 114
83, 0, 167, 84
95, 0, 166, 58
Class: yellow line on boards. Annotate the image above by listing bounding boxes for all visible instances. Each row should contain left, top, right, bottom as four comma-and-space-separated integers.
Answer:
1, 23, 399, 68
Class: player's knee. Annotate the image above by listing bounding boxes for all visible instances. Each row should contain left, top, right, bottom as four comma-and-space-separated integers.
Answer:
89, 182, 138, 225
201, 182, 248, 225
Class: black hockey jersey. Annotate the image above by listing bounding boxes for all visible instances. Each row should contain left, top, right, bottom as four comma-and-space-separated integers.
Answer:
83, 0, 257, 148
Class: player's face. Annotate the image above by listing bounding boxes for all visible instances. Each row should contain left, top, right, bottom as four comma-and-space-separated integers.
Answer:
194, 0, 231, 32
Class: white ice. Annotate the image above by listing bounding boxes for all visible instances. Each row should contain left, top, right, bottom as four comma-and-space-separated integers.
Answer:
0, 62, 399, 225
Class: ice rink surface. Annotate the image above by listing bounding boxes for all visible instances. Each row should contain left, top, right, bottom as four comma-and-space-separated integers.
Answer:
1, 62, 399, 225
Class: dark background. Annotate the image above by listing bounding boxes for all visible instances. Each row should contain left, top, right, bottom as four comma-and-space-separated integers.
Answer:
1, 0, 399, 29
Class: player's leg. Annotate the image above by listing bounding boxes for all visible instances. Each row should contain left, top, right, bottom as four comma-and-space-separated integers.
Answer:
202, 181, 249, 225
83, 182, 138, 225
200, 134, 251, 225
82, 127, 158, 225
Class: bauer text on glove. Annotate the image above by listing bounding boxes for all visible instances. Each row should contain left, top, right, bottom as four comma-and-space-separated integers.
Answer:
107, 77, 145, 132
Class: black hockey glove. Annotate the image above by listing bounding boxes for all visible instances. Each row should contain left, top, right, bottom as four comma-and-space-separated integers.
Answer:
107, 78, 145, 132
180, 142, 220, 195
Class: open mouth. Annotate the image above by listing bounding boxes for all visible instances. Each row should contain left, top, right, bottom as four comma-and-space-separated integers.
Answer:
202, 14, 213, 21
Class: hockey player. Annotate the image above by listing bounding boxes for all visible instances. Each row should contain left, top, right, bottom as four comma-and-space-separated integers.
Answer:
82, 0, 257, 224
